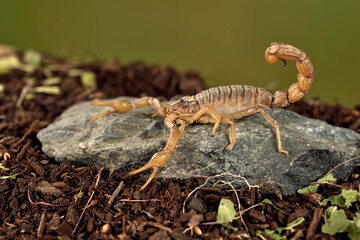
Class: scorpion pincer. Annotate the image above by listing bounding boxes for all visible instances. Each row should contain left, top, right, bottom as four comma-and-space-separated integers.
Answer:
90, 42, 315, 190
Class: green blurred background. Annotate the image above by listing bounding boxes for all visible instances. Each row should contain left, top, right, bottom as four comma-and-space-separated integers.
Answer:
0, 1, 359, 107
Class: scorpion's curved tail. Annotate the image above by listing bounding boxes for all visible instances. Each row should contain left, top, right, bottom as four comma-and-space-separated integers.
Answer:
265, 42, 315, 108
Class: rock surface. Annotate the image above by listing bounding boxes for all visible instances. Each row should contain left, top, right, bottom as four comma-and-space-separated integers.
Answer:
37, 97, 360, 196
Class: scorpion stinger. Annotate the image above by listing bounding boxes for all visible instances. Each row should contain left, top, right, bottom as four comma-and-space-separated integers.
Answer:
90, 42, 315, 190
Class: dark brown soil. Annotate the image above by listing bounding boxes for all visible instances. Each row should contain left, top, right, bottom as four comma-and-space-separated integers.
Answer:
0, 52, 359, 239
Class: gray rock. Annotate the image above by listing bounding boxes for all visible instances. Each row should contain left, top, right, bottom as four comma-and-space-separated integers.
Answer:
37, 97, 360, 196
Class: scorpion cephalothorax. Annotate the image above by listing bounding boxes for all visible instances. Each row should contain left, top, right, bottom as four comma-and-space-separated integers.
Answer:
90, 42, 315, 190
169, 96, 200, 114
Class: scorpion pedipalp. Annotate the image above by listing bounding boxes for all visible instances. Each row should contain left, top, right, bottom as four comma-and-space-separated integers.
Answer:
129, 151, 169, 190
129, 113, 181, 190
90, 100, 132, 120
90, 97, 167, 121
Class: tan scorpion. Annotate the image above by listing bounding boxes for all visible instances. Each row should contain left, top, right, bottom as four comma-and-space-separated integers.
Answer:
90, 42, 315, 190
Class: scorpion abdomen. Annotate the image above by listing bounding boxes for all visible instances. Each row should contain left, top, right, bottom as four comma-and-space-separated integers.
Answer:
194, 85, 272, 117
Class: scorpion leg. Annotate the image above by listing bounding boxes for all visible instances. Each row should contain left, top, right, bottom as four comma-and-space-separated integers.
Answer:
221, 117, 237, 151
190, 107, 222, 136
129, 114, 182, 190
90, 97, 166, 120
207, 108, 222, 136
176, 119, 186, 135
189, 107, 208, 122
259, 109, 289, 155
197, 115, 236, 151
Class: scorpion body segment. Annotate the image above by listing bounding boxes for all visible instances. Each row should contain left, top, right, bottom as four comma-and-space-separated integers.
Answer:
176, 85, 273, 117
90, 42, 315, 190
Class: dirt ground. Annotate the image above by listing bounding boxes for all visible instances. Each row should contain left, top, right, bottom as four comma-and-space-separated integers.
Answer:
0, 50, 360, 239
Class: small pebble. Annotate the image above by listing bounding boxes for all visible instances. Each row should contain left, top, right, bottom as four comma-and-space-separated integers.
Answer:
101, 223, 111, 233
40, 159, 49, 165
187, 197, 207, 214
193, 226, 202, 236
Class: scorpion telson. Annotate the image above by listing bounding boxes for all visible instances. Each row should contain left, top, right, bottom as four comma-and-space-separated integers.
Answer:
90, 42, 315, 190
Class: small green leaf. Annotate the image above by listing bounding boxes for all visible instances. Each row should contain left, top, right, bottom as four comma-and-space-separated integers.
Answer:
348, 213, 360, 240
258, 198, 288, 215
0, 164, 10, 171
68, 69, 83, 77
284, 217, 305, 233
0, 55, 21, 71
322, 206, 352, 235
220, 223, 238, 231
43, 77, 61, 85
297, 184, 318, 194
260, 229, 287, 240
259, 217, 304, 239
298, 174, 336, 194
33, 86, 60, 95
24, 93, 35, 100
74, 192, 84, 199
320, 189, 359, 208
23, 49, 42, 69
0, 174, 18, 180
274, 217, 305, 235
0, 53, 40, 73
216, 199, 236, 224
342, 189, 359, 207
81, 71, 97, 88
321, 207, 360, 239
319, 174, 336, 183
68, 69, 97, 87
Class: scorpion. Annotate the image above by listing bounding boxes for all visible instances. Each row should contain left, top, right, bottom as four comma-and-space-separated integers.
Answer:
90, 42, 315, 190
